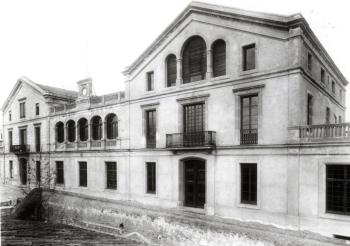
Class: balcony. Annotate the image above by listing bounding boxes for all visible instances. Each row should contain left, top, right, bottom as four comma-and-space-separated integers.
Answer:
10, 145, 30, 154
166, 131, 216, 152
240, 129, 258, 145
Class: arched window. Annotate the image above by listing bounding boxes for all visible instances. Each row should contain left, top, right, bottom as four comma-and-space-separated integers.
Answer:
166, 54, 177, 87
182, 36, 207, 83
66, 120, 76, 142
78, 118, 88, 141
106, 114, 118, 139
91, 116, 102, 140
212, 39, 226, 77
56, 122, 64, 143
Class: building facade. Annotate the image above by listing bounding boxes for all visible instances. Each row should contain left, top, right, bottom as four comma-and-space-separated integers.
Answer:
1, 2, 350, 238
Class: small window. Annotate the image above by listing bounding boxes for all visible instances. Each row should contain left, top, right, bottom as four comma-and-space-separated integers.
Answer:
307, 94, 313, 125
241, 163, 257, 205
321, 68, 325, 83
8, 110, 11, 121
334, 114, 337, 124
35, 126, 41, 152
146, 162, 156, 194
166, 54, 177, 87
326, 107, 330, 124
56, 122, 65, 143
307, 53, 312, 71
106, 162, 117, 189
339, 116, 342, 123
332, 81, 335, 93
9, 161, 13, 179
20, 102, 26, 118
56, 161, 64, 185
242, 44, 256, 71
326, 165, 350, 215
35, 103, 40, 116
79, 162, 87, 187
147, 71, 154, 91
36, 161, 41, 184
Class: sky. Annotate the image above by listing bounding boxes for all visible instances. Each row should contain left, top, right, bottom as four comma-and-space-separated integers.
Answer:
0, 0, 349, 119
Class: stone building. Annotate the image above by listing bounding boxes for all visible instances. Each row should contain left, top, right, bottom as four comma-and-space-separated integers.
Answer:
1, 2, 350, 238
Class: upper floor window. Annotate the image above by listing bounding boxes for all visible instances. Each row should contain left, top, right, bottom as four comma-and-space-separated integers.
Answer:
146, 71, 154, 91
212, 39, 226, 77
20, 102, 26, 118
242, 43, 256, 71
340, 89, 342, 102
146, 109, 156, 148
91, 116, 102, 140
78, 118, 88, 141
8, 131, 13, 147
106, 114, 118, 139
35, 126, 41, 152
307, 94, 313, 125
166, 54, 177, 87
332, 81, 335, 93
36, 161, 41, 184
56, 122, 64, 143
326, 107, 330, 124
321, 68, 325, 83
241, 94, 258, 144
307, 52, 312, 71
182, 36, 207, 83
339, 116, 342, 123
67, 120, 76, 142
35, 103, 40, 116
8, 110, 11, 121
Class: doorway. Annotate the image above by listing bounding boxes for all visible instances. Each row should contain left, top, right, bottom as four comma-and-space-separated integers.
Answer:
183, 159, 205, 208
19, 158, 27, 185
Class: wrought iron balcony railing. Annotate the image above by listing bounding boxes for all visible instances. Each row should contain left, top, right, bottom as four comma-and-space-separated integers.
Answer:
240, 129, 258, 145
10, 145, 30, 154
166, 131, 216, 149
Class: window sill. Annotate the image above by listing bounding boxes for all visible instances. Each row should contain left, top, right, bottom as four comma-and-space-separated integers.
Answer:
319, 211, 350, 222
239, 69, 258, 76
180, 79, 208, 88
144, 90, 156, 95
104, 188, 118, 193
237, 203, 260, 210
210, 74, 230, 82
144, 192, 157, 198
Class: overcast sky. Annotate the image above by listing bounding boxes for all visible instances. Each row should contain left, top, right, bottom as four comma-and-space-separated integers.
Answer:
0, 0, 349, 119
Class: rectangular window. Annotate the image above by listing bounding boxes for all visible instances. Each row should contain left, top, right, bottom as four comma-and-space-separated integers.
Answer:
9, 110, 11, 121
35, 103, 40, 116
36, 161, 41, 184
20, 102, 26, 118
147, 71, 154, 91
241, 163, 257, 205
183, 103, 205, 146
307, 53, 312, 71
19, 128, 27, 145
146, 109, 156, 148
334, 114, 337, 124
326, 107, 330, 124
340, 89, 342, 102
339, 116, 342, 123
79, 162, 87, 187
106, 162, 117, 189
146, 162, 156, 194
326, 165, 350, 215
307, 94, 313, 125
8, 131, 13, 147
9, 161, 13, 179
35, 126, 41, 152
332, 81, 335, 93
242, 44, 256, 71
56, 161, 64, 185
321, 68, 325, 83
241, 95, 258, 144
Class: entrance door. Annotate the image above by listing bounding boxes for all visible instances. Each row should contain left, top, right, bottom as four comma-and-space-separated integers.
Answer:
184, 159, 205, 208
20, 159, 27, 185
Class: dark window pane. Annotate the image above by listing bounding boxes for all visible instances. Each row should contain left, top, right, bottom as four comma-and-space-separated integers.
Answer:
56, 161, 64, 185
146, 162, 156, 194
212, 39, 226, 77
243, 44, 255, 71
146, 110, 156, 148
36, 161, 41, 184
78, 118, 88, 141
106, 114, 118, 139
147, 71, 154, 91
67, 120, 76, 142
106, 162, 117, 189
241, 95, 258, 144
91, 116, 102, 140
79, 162, 87, 187
241, 163, 257, 204
166, 54, 177, 87
56, 122, 65, 143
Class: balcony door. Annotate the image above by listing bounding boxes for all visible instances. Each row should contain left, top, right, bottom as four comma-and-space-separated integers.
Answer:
19, 129, 27, 145
183, 103, 204, 146
184, 159, 206, 208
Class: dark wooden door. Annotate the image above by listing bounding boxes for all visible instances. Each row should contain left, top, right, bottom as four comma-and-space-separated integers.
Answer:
20, 159, 27, 185
183, 103, 204, 146
184, 159, 205, 208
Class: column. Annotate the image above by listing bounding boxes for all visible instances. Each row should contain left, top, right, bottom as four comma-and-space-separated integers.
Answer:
87, 123, 91, 149
176, 58, 182, 86
206, 49, 213, 80
102, 121, 106, 149
205, 157, 215, 216
64, 125, 67, 150
75, 124, 79, 150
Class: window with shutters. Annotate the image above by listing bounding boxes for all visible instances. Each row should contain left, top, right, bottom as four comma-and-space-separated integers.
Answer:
241, 95, 258, 144
106, 162, 117, 189
106, 114, 118, 139
20, 102, 26, 118
307, 94, 313, 125
321, 68, 325, 83
56, 161, 64, 185
19, 128, 27, 145
326, 165, 350, 215
146, 162, 156, 194
182, 36, 207, 83
166, 54, 177, 87
147, 71, 154, 91
79, 162, 87, 187
307, 52, 312, 71
67, 120, 76, 142
242, 44, 256, 71
56, 122, 64, 143
91, 116, 102, 140
241, 163, 257, 205
78, 118, 88, 141
36, 161, 41, 184
212, 39, 226, 77
146, 109, 156, 148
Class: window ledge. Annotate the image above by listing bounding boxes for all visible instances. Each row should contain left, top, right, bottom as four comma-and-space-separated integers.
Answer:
180, 79, 208, 88
239, 69, 258, 76
104, 188, 119, 193
210, 74, 230, 82
144, 90, 156, 95
237, 203, 260, 210
144, 192, 158, 198
319, 212, 350, 222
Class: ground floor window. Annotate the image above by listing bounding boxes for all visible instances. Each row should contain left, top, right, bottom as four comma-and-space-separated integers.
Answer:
326, 164, 350, 215
241, 163, 257, 205
36, 161, 41, 184
19, 159, 27, 185
56, 161, 64, 185
79, 162, 87, 187
9, 161, 13, 178
146, 162, 156, 194
106, 162, 117, 189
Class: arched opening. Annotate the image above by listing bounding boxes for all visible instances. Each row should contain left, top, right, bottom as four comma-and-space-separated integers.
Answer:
182, 36, 207, 83
56, 122, 64, 143
66, 120, 76, 142
106, 114, 118, 140
91, 116, 102, 140
78, 118, 88, 141
212, 39, 226, 77
19, 158, 27, 185
166, 54, 177, 87
180, 158, 206, 209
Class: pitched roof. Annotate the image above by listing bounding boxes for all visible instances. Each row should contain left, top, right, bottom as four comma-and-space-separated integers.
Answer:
34, 82, 78, 100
